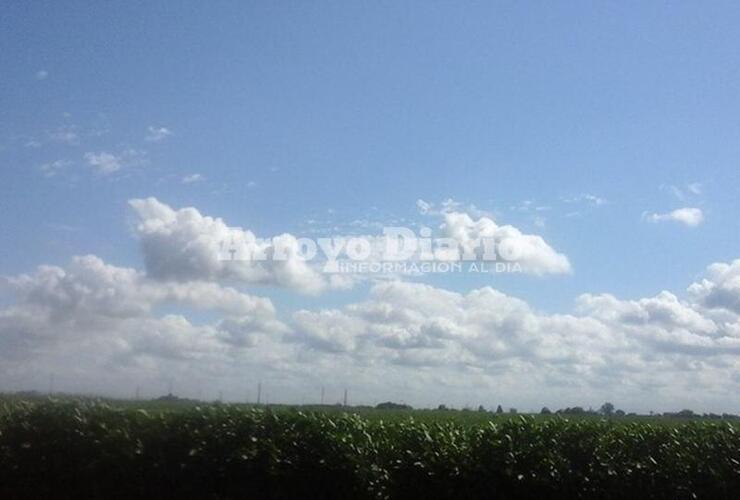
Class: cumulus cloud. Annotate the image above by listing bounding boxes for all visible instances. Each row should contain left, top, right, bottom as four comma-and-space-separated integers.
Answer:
4, 196, 740, 410
0, 255, 286, 366
645, 207, 704, 227
440, 212, 571, 274
289, 265, 740, 408
128, 198, 571, 295
689, 259, 740, 314
129, 197, 332, 294
293, 281, 604, 365
414, 199, 570, 275
3, 251, 740, 410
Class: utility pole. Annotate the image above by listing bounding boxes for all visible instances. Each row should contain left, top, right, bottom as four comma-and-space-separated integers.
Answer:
343, 388, 348, 407
321, 386, 325, 405
48, 373, 55, 396
135, 385, 141, 400
257, 382, 262, 405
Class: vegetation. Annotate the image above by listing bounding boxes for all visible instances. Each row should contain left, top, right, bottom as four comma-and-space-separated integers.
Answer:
1, 399, 739, 499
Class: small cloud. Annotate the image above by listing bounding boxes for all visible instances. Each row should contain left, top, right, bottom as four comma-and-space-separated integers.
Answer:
416, 199, 433, 215
84, 152, 121, 174
182, 173, 204, 184
417, 198, 490, 218
664, 185, 686, 201
50, 125, 79, 145
38, 159, 71, 178
562, 193, 607, 206
145, 126, 173, 142
84, 149, 146, 175
583, 194, 607, 206
510, 199, 534, 212
35, 70, 48, 80
645, 207, 704, 227
247, 180, 257, 188
687, 182, 703, 195
660, 182, 703, 201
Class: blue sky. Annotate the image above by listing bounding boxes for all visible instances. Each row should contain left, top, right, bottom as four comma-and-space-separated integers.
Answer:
2, 2, 740, 411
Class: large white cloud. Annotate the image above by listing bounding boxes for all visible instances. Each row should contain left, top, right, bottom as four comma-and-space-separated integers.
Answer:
129, 198, 571, 296
688, 259, 740, 315
290, 267, 740, 410
0, 255, 287, 367
3, 255, 740, 411
440, 212, 571, 274
129, 197, 336, 294
3, 197, 740, 411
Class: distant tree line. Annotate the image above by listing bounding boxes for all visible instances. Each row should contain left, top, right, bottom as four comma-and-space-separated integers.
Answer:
373, 399, 740, 419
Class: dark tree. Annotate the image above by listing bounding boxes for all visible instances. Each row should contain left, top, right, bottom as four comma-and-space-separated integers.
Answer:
600, 402, 615, 416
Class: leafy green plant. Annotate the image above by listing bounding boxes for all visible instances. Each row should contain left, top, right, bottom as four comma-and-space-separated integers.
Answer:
0, 401, 738, 499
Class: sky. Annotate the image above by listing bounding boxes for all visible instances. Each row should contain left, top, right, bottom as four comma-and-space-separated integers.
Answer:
1, 2, 740, 413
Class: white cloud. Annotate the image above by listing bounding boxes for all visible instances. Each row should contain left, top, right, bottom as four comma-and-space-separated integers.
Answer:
181, 173, 204, 184
414, 199, 569, 275
84, 152, 122, 174
145, 126, 173, 142
4, 195, 740, 410
128, 197, 333, 294
645, 207, 704, 227
689, 259, 740, 314
416, 198, 489, 218
562, 193, 607, 206
416, 199, 434, 215
38, 160, 71, 178
2, 244, 740, 410
35, 70, 48, 80
661, 183, 703, 201
0, 255, 285, 365
84, 149, 147, 175
440, 211, 571, 275
687, 183, 703, 196
289, 263, 740, 408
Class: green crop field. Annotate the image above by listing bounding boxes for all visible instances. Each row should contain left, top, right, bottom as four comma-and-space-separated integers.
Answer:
1, 398, 739, 499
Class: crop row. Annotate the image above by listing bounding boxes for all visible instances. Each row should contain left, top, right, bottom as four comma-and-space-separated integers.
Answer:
1, 401, 739, 499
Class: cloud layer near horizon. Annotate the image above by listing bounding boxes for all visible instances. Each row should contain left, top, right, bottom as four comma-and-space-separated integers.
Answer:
1, 198, 738, 412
